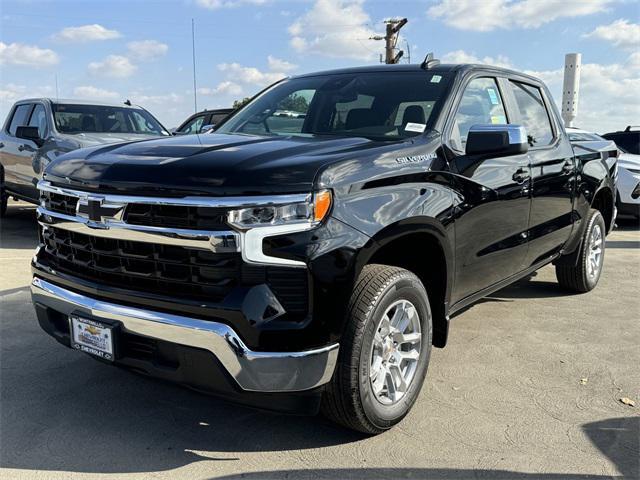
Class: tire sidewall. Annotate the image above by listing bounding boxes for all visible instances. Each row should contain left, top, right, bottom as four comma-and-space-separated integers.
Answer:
357, 274, 432, 429
581, 210, 606, 290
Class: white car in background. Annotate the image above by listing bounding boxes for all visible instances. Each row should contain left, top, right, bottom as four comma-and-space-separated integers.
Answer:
566, 127, 640, 221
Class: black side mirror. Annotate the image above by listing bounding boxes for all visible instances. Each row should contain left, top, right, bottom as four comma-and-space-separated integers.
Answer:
465, 124, 528, 157
16, 126, 44, 147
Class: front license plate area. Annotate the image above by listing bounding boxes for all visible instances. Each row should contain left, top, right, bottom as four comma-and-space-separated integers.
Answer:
70, 316, 116, 361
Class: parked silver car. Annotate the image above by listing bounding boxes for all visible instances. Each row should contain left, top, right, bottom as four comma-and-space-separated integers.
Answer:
0, 98, 170, 215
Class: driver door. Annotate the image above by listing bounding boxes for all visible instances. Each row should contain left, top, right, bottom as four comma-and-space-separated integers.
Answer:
447, 76, 532, 304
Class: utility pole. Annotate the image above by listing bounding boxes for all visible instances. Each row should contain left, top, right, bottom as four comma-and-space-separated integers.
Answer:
191, 18, 198, 113
370, 18, 408, 64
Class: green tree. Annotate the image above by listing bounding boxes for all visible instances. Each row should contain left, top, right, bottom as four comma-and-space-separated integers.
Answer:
232, 97, 252, 109
278, 93, 309, 113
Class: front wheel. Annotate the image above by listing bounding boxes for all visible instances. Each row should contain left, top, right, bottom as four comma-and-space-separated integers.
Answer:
555, 209, 606, 292
321, 264, 432, 434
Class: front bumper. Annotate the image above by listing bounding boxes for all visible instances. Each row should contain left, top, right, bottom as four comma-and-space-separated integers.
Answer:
31, 277, 339, 393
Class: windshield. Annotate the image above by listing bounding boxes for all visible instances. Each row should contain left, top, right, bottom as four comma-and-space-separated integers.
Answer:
216, 71, 453, 141
53, 104, 167, 135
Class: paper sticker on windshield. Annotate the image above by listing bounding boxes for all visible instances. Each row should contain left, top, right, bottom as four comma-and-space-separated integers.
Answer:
487, 88, 500, 105
491, 115, 507, 124
405, 122, 426, 133
430, 75, 442, 83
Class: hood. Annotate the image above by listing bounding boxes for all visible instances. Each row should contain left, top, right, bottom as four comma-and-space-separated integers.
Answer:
45, 132, 392, 196
618, 152, 640, 170
62, 132, 169, 148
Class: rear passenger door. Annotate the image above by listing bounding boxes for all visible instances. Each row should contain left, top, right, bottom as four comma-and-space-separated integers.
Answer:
506, 79, 575, 266
446, 75, 532, 303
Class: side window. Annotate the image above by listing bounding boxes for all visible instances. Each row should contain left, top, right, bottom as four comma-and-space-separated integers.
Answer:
179, 115, 205, 134
451, 78, 507, 151
28, 104, 48, 137
8, 104, 33, 136
130, 111, 162, 134
509, 81, 554, 147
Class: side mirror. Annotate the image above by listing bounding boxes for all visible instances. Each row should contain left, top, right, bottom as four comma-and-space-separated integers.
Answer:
200, 124, 215, 133
465, 124, 528, 157
16, 126, 44, 147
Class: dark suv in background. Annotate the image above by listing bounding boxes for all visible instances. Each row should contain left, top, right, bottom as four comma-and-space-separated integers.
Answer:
174, 108, 233, 135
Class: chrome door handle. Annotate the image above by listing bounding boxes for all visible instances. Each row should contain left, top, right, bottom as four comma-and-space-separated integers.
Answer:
512, 168, 530, 184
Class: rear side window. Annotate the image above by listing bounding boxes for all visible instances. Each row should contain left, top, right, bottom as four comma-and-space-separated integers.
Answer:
8, 104, 32, 136
509, 81, 554, 147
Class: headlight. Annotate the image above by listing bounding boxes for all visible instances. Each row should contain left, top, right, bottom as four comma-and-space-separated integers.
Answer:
228, 190, 332, 229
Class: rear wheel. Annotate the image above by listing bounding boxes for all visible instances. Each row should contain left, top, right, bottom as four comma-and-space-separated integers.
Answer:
321, 264, 432, 434
555, 209, 606, 292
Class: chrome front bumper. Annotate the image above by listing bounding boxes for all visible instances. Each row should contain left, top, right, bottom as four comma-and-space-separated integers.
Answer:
31, 277, 339, 393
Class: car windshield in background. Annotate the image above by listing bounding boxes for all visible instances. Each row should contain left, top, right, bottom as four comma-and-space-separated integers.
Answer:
216, 71, 453, 141
52, 104, 166, 135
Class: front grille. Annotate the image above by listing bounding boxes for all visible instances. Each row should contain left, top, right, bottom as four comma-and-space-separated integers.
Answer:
124, 204, 229, 230
42, 227, 240, 302
39, 227, 309, 314
42, 191, 78, 215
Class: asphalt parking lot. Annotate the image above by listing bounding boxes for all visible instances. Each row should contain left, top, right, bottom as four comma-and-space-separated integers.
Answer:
1, 199, 638, 480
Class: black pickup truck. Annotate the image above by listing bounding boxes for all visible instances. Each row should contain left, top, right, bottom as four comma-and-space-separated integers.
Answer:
31, 63, 617, 434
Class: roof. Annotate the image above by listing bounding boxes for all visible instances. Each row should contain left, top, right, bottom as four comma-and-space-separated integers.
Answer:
292, 63, 543, 83
12, 98, 144, 109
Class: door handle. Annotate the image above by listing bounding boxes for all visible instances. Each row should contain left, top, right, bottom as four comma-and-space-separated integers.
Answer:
512, 168, 530, 184
18, 145, 26, 152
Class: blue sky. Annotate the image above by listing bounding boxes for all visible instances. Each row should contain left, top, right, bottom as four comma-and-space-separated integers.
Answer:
1, 0, 638, 131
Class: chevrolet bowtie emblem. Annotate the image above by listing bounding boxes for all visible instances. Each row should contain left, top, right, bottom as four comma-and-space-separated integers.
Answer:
76, 196, 124, 228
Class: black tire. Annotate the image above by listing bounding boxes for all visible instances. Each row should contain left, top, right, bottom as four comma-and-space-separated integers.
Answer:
321, 264, 432, 434
555, 209, 606, 293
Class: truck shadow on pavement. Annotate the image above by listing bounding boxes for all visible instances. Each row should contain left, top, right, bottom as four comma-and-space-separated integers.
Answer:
1, 283, 638, 477
0, 202, 38, 250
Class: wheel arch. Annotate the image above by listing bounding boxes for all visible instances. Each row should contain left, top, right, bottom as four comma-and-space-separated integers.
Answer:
353, 216, 454, 348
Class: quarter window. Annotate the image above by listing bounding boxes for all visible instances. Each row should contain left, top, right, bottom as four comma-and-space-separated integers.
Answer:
451, 78, 507, 151
509, 81, 554, 147
8, 104, 32, 136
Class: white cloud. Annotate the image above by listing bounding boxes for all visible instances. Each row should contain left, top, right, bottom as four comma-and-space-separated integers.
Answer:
73, 86, 120, 101
442, 50, 513, 68
198, 81, 243, 96
584, 19, 640, 49
0, 42, 59, 67
0, 83, 55, 121
218, 62, 286, 86
267, 55, 297, 72
129, 92, 183, 106
428, 0, 613, 31
195, 0, 267, 9
88, 55, 137, 78
289, 0, 377, 60
53, 24, 121, 42
127, 40, 169, 61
